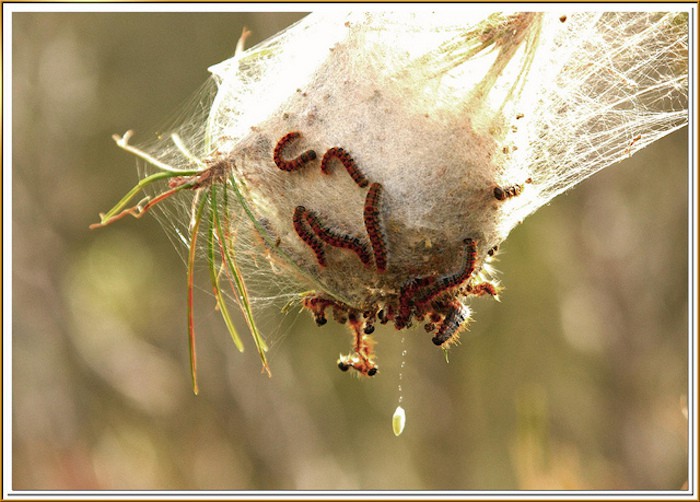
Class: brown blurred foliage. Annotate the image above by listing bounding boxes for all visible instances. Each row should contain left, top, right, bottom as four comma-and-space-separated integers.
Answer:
9, 11, 689, 491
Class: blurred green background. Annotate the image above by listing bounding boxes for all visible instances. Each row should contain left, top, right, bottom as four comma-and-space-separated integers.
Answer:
10, 11, 689, 491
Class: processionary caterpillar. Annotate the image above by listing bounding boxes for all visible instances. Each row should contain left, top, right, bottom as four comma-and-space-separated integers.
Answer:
363, 182, 388, 272
303, 208, 373, 267
493, 178, 531, 200
320, 147, 369, 188
415, 238, 478, 304
432, 302, 470, 346
293, 206, 326, 267
274, 132, 317, 172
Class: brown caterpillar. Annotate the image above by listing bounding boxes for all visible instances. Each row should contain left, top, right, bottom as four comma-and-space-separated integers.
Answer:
493, 177, 532, 200
415, 238, 478, 305
363, 182, 388, 272
274, 132, 317, 172
394, 276, 436, 330
337, 311, 378, 377
293, 206, 326, 267
302, 294, 347, 326
465, 282, 500, 298
320, 147, 369, 188
303, 208, 372, 267
432, 302, 470, 346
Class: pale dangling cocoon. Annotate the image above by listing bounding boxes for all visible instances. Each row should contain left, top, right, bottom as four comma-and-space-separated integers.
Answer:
393, 405, 406, 437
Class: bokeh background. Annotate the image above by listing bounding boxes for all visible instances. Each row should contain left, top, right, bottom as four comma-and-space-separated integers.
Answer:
9, 11, 690, 491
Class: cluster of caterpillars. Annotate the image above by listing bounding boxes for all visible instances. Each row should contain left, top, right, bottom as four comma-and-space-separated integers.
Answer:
273, 130, 527, 377
299, 239, 500, 377
274, 131, 388, 274
389, 238, 502, 344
